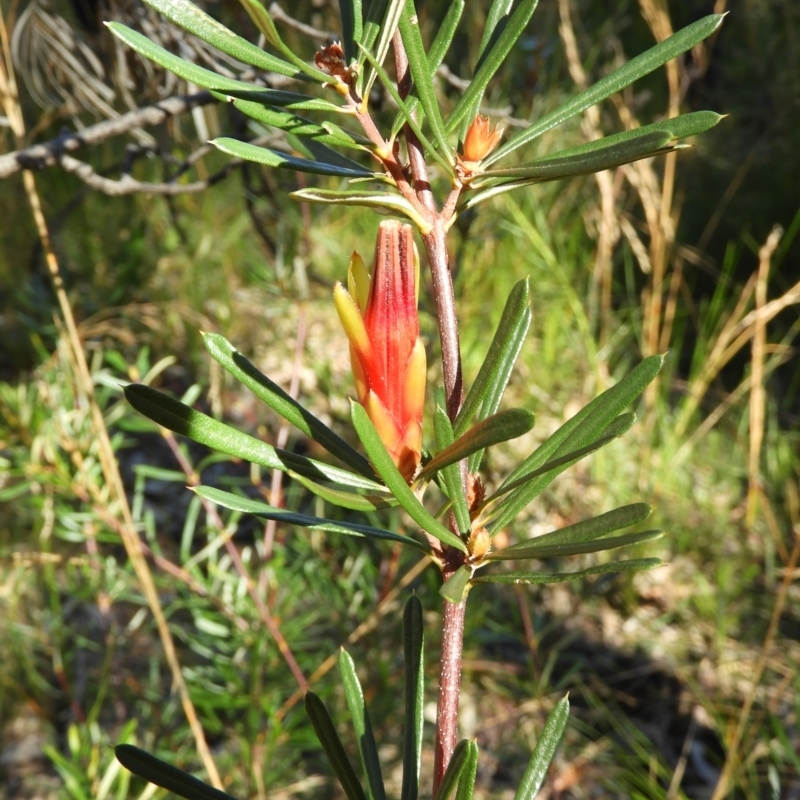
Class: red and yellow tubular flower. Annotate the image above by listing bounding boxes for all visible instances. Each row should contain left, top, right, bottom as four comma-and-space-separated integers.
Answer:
334, 220, 426, 482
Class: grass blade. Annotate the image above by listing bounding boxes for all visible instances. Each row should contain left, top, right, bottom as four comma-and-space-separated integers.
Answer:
139, 0, 300, 77
124, 384, 383, 491
351, 402, 467, 552
454, 279, 532, 436
514, 696, 569, 800
339, 650, 386, 800
203, 333, 374, 478
398, 1, 454, 158
473, 558, 662, 586
305, 692, 369, 800
195, 485, 429, 551
445, 0, 540, 136
487, 14, 725, 165
401, 596, 424, 800
114, 745, 238, 800
418, 409, 535, 482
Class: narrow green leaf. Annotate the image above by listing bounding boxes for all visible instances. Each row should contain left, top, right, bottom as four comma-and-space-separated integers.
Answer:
339, 650, 386, 800
490, 529, 663, 561
194, 485, 428, 552
390, 0, 465, 138
418, 409, 535, 482
433, 406, 471, 535
203, 333, 373, 478
106, 22, 290, 91
124, 384, 384, 491
139, 0, 300, 78
305, 692, 368, 800
340, 0, 364, 65
484, 413, 636, 506
478, 112, 723, 182
434, 740, 471, 800
454, 279, 531, 436
487, 14, 725, 166
398, 1, 454, 158
445, 0, 540, 135
226, 100, 371, 150
238, 0, 330, 81
359, 0, 389, 67
455, 741, 479, 800
351, 403, 467, 552
288, 471, 395, 511
493, 503, 651, 555
216, 88, 343, 113
439, 564, 473, 604
360, 0, 407, 94
456, 0, 513, 143
360, 46, 455, 177
488, 356, 663, 532
514, 696, 570, 800
472, 558, 662, 585
114, 745, 239, 800
402, 596, 424, 800
290, 188, 433, 233
213, 138, 374, 177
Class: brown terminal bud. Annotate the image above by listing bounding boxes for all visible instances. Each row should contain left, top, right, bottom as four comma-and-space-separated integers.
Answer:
314, 41, 349, 80
461, 115, 504, 164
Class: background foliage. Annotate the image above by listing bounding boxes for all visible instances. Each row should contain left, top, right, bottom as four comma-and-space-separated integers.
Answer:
1, 0, 799, 798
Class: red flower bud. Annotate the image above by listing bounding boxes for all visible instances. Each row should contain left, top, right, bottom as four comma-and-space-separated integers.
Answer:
334, 221, 426, 482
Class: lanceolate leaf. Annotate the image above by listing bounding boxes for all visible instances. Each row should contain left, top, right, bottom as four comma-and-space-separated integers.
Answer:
225, 100, 371, 150
472, 558, 662, 585
106, 23, 290, 91
203, 333, 374, 478
238, 0, 330, 81
339, 0, 364, 65
402, 596, 424, 800
445, 0, 540, 136
398, 1, 454, 158
492, 503, 652, 556
213, 138, 375, 177
288, 471, 396, 512
488, 356, 663, 532
305, 692, 368, 800
139, 0, 300, 78
339, 650, 386, 800
194, 485, 428, 551
439, 564, 472, 604
290, 188, 433, 233
455, 740, 479, 800
514, 696, 570, 800
434, 740, 471, 800
124, 384, 384, 491
418, 409, 535, 482
484, 413, 636, 506
351, 403, 467, 553
487, 14, 725, 166
115, 745, 239, 800
214, 88, 342, 113
433, 406, 471, 535
477, 111, 723, 182
456, 0, 513, 142
454, 279, 531, 437
362, 0, 407, 94
490, 529, 663, 560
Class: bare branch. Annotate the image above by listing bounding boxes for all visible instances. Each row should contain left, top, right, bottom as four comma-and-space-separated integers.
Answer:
268, 2, 335, 41
0, 90, 213, 178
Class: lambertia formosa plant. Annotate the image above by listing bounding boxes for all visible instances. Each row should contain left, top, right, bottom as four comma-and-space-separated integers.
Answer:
107, 0, 725, 797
